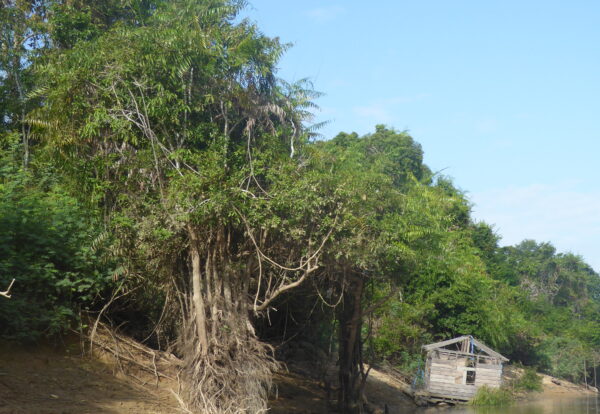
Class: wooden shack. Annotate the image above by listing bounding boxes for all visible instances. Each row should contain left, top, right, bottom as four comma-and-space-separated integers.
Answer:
420, 336, 509, 403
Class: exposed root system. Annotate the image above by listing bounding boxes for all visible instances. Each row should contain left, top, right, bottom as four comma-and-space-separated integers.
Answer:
181, 309, 280, 413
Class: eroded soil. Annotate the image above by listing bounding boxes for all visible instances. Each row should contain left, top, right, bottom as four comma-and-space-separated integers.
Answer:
0, 339, 595, 414
0, 341, 179, 414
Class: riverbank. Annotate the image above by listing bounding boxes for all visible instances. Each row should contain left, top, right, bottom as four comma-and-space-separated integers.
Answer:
0, 337, 415, 413
0, 340, 179, 413
502, 365, 597, 400
269, 363, 598, 413
0, 334, 595, 413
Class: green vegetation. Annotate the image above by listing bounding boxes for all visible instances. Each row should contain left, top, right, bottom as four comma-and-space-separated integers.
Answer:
0, 1, 599, 413
512, 368, 543, 392
469, 368, 543, 406
469, 386, 513, 406
0, 154, 115, 341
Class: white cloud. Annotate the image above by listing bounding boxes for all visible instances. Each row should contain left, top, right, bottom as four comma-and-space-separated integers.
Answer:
306, 5, 346, 22
353, 104, 393, 123
469, 183, 600, 271
386, 93, 431, 105
352, 94, 430, 125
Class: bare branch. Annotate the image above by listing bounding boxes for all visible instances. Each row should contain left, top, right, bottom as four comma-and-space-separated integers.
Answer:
233, 206, 338, 313
236, 207, 337, 272
254, 262, 319, 312
0, 279, 15, 299
313, 281, 344, 308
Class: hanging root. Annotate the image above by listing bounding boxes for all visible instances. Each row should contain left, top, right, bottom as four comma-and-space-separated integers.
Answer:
181, 311, 280, 414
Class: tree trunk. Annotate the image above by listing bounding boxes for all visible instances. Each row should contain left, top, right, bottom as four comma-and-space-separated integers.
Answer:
182, 226, 278, 413
338, 271, 366, 414
10, 27, 29, 168
594, 356, 597, 389
188, 227, 209, 355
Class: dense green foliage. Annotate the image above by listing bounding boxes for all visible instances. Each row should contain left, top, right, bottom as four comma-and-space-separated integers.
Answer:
1, 0, 599, 412
368, 223, 600, 384
0, 153, 114, 341
24, 1, 336, 411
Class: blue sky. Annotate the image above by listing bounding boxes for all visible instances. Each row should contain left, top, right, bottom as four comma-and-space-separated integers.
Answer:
244, 1, 600, 271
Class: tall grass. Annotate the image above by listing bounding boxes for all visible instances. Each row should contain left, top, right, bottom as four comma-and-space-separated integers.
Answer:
469, 385, 513, 406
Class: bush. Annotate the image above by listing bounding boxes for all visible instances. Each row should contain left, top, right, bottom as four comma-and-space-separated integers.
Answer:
513, 367, 543, 392
536, 336, 589, 383
0, 166, 115, 342
469, 385, 513, 406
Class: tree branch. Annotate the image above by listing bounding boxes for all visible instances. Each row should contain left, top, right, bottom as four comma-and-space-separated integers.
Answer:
255, 261, 320, 312
0, 279, 15, 299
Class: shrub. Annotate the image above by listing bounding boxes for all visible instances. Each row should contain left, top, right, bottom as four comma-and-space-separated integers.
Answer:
0, 167, 115, 342
513, 367, 543, 392
469, 385, 513, 406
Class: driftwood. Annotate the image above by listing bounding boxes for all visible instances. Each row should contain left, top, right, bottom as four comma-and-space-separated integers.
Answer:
0, 279, 15, 299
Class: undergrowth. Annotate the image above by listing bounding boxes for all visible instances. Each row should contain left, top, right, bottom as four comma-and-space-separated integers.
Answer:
513, 367, 543, 392
470, 366, 543, 406
469, 385, 513, 406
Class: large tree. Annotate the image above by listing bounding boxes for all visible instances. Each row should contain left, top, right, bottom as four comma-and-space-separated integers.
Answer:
32, 1, 332, 412
308, 126, 454, 413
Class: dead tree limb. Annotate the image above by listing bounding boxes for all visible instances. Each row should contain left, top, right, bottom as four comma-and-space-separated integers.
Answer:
0, 279, 15, 299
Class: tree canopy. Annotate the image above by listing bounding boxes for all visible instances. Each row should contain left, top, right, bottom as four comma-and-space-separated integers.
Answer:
0, 1, 599, 413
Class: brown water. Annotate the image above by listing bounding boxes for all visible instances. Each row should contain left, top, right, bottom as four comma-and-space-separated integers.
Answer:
411, 397, 600, 414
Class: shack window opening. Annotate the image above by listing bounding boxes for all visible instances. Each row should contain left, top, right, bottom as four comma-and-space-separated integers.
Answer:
466, 370, 476, 385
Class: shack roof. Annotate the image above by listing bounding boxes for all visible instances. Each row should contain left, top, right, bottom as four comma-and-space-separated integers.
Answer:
422, 335, 509, 362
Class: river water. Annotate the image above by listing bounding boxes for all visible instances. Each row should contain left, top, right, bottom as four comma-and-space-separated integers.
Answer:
409, 397, 600, 414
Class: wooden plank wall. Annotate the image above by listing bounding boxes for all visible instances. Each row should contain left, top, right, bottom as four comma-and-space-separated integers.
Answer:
475, 364, 502, 388
428, 382, 477, 399
430, 358, 460, 384
429, 357, 476, 399
426, 356, 503, 400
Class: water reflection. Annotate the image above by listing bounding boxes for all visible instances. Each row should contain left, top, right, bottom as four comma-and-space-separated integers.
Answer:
411, 397, 600, 414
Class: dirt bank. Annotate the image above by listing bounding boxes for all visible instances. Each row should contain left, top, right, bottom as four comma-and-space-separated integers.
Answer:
0, 336, 595, 414
539, 372, 598, 397
0, 338, 414, 414
0, 341, 179, 413
269, 364, 599, 413
503, 365, 598, 399
269, 366, 415, 414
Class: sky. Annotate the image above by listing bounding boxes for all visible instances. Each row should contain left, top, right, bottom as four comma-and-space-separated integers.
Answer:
244, 1, 600, 271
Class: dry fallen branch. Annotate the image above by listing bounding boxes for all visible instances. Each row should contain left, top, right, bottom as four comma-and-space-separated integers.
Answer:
86, 320, 180, 383
0, 279, 15, 299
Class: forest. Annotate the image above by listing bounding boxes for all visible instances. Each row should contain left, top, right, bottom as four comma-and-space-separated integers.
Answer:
1, 1, 599, 413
